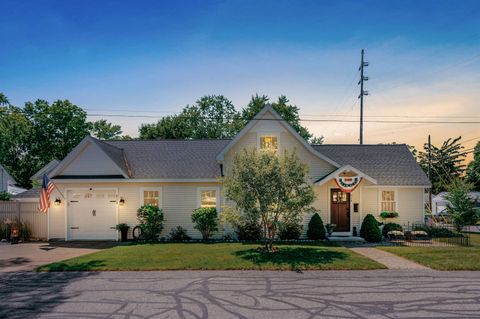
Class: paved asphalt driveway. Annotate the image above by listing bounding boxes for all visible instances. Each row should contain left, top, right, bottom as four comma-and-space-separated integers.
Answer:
0, 242, 116, 272
1, 270, 480, 318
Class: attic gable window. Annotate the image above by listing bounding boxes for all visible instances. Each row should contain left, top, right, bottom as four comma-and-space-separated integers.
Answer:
259, 135, 278, 151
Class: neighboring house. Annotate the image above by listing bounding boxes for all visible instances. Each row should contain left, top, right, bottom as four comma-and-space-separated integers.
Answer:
0, 164, 26, 195
11, 159, 60, 202
432, 191, 480, 215
45, 105, 430, 240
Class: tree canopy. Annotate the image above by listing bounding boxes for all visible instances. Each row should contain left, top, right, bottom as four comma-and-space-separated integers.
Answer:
138, 94, 324, 143
417, 136, 466, 194
91, 119, 123, 140
466, 142, 480, 191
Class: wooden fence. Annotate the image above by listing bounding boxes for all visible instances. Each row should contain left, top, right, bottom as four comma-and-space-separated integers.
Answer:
0, 201, 47, 239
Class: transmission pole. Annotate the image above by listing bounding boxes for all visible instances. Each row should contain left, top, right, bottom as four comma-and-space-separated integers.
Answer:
358, 49, 369, 144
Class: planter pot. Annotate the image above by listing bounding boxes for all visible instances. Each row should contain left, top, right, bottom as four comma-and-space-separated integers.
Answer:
120, 229, 129, 242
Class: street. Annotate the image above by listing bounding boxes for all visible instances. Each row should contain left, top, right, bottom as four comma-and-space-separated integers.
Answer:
1, 270, 480, 318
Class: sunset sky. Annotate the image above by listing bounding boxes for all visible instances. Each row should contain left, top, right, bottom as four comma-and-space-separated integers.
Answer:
1, 0, 479, 155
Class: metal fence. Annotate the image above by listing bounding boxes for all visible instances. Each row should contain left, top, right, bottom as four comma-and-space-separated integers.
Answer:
0, 201, 47, 240
383, 222, 470, 247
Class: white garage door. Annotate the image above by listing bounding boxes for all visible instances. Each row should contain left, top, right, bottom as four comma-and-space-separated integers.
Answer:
68, 189, 117, 240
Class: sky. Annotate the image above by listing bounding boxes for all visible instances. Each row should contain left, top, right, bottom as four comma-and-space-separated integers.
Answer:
1, 0, 479, 155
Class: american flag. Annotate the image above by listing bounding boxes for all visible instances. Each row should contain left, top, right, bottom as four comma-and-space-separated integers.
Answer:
39, 175, 55, 213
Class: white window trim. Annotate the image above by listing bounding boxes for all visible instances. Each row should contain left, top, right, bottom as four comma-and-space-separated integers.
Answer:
257, 132, 280, 154
140, 187, 163, 208
197, 187, 220, 210
378, 188, 398, 213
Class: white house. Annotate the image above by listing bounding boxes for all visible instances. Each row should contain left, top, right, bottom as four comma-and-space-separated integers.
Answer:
44, 105, 431, 240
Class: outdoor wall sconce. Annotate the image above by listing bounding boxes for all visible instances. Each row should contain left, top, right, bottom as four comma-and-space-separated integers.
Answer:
54, 198, 61, 206
119, 197, 125, 206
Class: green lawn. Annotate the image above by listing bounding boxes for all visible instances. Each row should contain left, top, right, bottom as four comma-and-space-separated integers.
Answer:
37, 242, 385, 271
380, 233, 480, 270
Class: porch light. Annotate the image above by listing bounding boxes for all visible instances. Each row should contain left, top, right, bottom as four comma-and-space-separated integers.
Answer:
54, 198, 61, 206
119, 197, 125, 206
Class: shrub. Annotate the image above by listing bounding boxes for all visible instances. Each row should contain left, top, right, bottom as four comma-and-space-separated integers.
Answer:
236, 221, 262, 240
379, 211, 399, 219
413, 225, 462, 237
278, 221, 302, 240
0, 191, 10, 201
306, 213, 326, 240
382, 223, 403, 238
136, 205, 164, 241
360, 214, 382, 242
168, 226, 191, 241
191, 207, 218, 240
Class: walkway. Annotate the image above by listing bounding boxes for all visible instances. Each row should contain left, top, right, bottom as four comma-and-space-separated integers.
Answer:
349, 247, 430, 270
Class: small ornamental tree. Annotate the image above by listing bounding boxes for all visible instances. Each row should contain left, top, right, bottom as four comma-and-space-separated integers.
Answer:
191, 207, 218, 240
307, 212, 326, 240
360, 214, 382, 242
223, 148, 314, 251
137, 205, 164, 241
445, 178, 479, 232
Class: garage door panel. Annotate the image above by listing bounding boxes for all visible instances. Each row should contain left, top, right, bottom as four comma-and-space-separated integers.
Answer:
68, 190, 117, 240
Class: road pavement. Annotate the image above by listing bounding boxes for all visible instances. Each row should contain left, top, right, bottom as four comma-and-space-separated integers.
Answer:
1, 270, 480, 318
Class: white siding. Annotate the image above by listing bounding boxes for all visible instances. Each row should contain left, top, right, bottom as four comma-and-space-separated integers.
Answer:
50, 182, 223, 240
59, 143, 121, 176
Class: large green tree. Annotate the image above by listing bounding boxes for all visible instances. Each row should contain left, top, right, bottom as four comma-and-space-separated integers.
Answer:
139, 94, 324, 142
418, 137, 466, 194
24, 99, 91, 162
90, 119, 123, 140
223, 148, 314, 251
0, 105, 34, 187
140, 95, 242, 139
445, 178, 479, 231
466, 142, 480, 191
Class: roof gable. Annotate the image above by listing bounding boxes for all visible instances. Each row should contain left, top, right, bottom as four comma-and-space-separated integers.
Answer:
50, 136, 130, 179
312, 144, 431, 186
216, 105, 340, 167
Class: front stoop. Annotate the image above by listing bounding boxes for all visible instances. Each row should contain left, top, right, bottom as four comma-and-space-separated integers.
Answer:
349, 247, 430, 270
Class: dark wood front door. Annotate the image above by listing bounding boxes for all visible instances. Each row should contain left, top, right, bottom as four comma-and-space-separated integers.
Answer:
330, 189, 350, 232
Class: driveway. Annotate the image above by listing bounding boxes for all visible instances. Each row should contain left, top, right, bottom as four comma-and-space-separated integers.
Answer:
1, 270, 480, 318
0, 242, 115, 272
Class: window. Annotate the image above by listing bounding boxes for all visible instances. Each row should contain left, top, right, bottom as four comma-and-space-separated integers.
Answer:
141, 188, 161, 207
197, 188, 219, 208
259, 135, 278, 151
381, 190, 396, 212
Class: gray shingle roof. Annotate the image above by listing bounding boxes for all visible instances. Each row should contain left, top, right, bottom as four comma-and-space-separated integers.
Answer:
104, 139, 230, 179
91, 138, 130, 177
12, 188, 40, 199
312, 144, 431, 186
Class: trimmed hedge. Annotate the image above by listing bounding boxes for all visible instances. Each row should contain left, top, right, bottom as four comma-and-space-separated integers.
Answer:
360, 214, 382, 242
382, 223, 403, 238
278, 222, 302, 240
306, 213, 326, 240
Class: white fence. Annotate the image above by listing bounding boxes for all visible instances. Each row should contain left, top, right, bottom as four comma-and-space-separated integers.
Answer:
0, 201, 48, 239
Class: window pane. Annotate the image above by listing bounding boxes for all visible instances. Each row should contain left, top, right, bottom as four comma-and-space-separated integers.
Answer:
201, 190, 217, 208
260, 136, 278, 150
381, 191, 396, 212
144, 190, 159, 207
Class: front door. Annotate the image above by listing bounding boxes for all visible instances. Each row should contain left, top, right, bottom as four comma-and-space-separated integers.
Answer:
330, 189, 350, 232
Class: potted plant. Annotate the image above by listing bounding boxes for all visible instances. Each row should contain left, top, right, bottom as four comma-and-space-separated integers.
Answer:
115, 223, 130, 242
325, 223, 336, 237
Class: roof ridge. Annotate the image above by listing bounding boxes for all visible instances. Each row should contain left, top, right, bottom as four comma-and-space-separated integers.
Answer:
105, 138, 233, 142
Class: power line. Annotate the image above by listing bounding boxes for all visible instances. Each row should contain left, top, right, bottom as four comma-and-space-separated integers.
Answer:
86, 113, 480, 124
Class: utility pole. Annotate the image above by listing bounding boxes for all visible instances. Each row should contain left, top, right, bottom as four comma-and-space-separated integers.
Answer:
428, 135, 432, 214
358, 49, 369, 144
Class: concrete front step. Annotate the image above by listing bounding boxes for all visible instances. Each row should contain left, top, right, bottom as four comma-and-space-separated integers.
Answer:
328, 236, 366, 242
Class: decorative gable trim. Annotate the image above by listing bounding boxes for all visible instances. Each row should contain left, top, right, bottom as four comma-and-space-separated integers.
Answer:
49, 136, 130, 179
216, 105, 340, 168
315, 165, 378, 186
